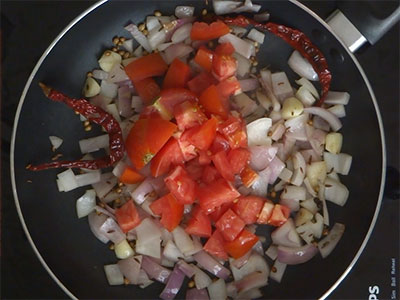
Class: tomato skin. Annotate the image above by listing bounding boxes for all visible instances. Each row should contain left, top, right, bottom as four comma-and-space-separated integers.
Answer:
212, 54, 237, 81
159, 88, 198, 115
126, 118, 177, 170
218, 115, 247, 149
125, 52, 168, 82
203, 230, 228, 260
209, 202, 232, 223
199, 85, 229, 118
232, 196, 264, 224
191, 21, 230, 41
173, 100, 207, 131
227, 148, 250, 175
215, 42, 235, 56
224, 229, 259, 259
150, 193, 183, 232
268, 204, 291, 227
163, 58, 191, 89
165, 165, 197, 205
177, 130, 198, 162
210, 133, 231, 154
185, 206, 212, 238
212, 150, 235, 182
151, 137, 184, 177
194, 47, 214, 72
188, 72, 217, 95
256, 200, 275, 224
202, 165, 221, 184
240, 165, 259, 188
119, 166, 145, 184
215, 208, 246, 242
185, 158, 204, 181
185, 117, 218, 151
134, 77, 160, 104
197, 178, 240, 214
217, 76, 242, 99
198, 150, 212, 166
115, 200, 141, 233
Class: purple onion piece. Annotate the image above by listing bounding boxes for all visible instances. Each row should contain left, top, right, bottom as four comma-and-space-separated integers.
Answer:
141, 256, 171, 284
186, 288, 210, 300
277, 244, 319, 265
177, 260, 195, 278
193, 251, 230, 279
160, 265, 185, 300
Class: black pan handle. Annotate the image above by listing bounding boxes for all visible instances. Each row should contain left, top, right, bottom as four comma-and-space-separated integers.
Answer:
326, 1, 400, 52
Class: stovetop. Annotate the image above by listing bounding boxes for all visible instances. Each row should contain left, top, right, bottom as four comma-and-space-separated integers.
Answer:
1, 1, 399, 299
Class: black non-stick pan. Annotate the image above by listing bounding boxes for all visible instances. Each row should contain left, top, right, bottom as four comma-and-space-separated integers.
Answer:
10, 0, 398, 299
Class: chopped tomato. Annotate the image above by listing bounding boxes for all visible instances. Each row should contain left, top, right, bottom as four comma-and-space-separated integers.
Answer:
212, 150, 235, 182
215, 42, 235, 56
227, 148, 250, 174
203, 230, 228, 260
212, 54, 237, 81
215, 209, 245, 241
198, 150, 212, 165
165, 165, 196, 204
197, 178, 240, 214
188, 72, 217, 95
185, 117, 218, 151
126, 118, 177, 170
210, 133, 230, 154
133, 77, 160, 104
185, 158, 204, 181
217, 76, 242, 99
256, 200, 275, 224
194, 47, 214, 72
163, 58, 191, 89
151, 137, 184, 177
202, 165, 221, 184
150, 193, 183, 232
224, 229, 259, 259
185, 206, 212, 238
119, 166, 145, 184
199, 85, 229, 118
140, 105, 165, 120
218, 115, 247, 149
177, 130, 198, 161
125, 52, 168, 82
115, 200, 141, 233
232, 196, 264, 224
240, 165, 259, 187
268, 204, 291, 227
173, 100, 207, 131
191, 21, 230, 41
159, 88, 198, 115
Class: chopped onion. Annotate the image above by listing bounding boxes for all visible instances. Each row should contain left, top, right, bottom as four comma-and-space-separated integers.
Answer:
239, 78, 259, 92
277, 244, 318, 265
250, 167, 270, 197
79, 134, 109, 154
177, 260, 195, 277
92, 172, 117, 198
232, 93, 258, 117
324, 177, 349, 206
122, 39, 134, 53
313, 115, 330, 132
235, 271, 268, 294
300, 198, 319, 214
213, 0, 242, 15
219, 33, 255, 59
104, 264, 124, 285
271, 71, 294, 102
57, 169, 78, 192
135, 218, 162, 259
192, 265, 212, 289
186, 288, 209, 300
260, 69, 281, 111
112, 160, 126, 178
246, 117, 272, 146
76, 189, 96, 218
131, 177, 154, 205
175, 6, 195, 18
100, 80, 118, 99
318, 223, 345, 258
98, 50, 122, 72
164, 43, 194, 64
115, 239, 135, 259
117, 256, 142, 284
296, 85, 317, 107
88, 212, 109, 243
183, 235, 202, 256
163, 240, 184, 262
160, 265, 185, 300
271, 218, 302, 247
233, 0, 261, 13
92, 69, 108, 80
108, 64, 129, 83
270, 123, 286, 141
254, 11, 270, 22
193, 251, 230, 279
280, 198, 300, 212
233, 52, 251, 78
319, 183, 330, 226
138, 269, 154, 288
231, 250, 251, 269
141, 256, 171, 283
89, 94, 113, 110
207, 278, 227, 300
265, 244, 278, 260
49, 135, 63, 150
146, 16, 161, 32
247, 28, 265, 44
94, 205, 115, 220
249, 145, 278, 171
288, 50, 318, 81
323, 152, 352, 175
148, 29, 167, 51
99, 217, 125, 245
324, 91, 350, 105
172, 226, 195, 255
75, 170, 101, 187
125, 23, 152, 52
328, 104, 346, 118
281, 185, 306, 201
304, 107, 342, 132
266, 156, 285, 184
237, 288, 263, 299
295, 77, 319, 98
269, 260, 287, 283
171, 23, 192, 44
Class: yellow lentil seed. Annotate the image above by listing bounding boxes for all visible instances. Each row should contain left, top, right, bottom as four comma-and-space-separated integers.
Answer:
84, 120, 90, 126
105, 50, 111, 56
111, 47, 118, 52
123, 52, 130, 59
84, 125, 92, 131
116, 188, 122, 194
112, 36, 120, 45
118, 50, 126, 56
124, 278, 130, 285
138, 23, 145, 31
233, 198, 239, 204
188, 281, 195, 288
154, 10, 162, 17
202, 9, 207, 16
142, 29, 149, 36
86, 71, 93, 77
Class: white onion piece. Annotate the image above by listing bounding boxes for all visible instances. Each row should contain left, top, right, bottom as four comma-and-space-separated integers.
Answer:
146, 16, 161, 32
233, 53, 251, 78
246, 117, 272, 146
271, 72, 294, 102
324, 177, 349, 206
57, 169, 78, 192
249, 145, 278, 171
99, 217, 126, 244
193, 251, 230, 279
104, 264, 124, 285
171, 23, 192, 44
208, 278, 227, 300
233, 0, 261, 13
304, 107, 342, 132
175, 6, 195, 18
291, 151, 306, 186
301, 149, 321, 163
267, 156, 285, 184
277, 244, 318, 265
193, 265, 212, 289
247, 28, 265, 44
318, 223, 345, 258
303, 178, 317, 198
92, 69, 108, 80
271, 218, 302, 247
75, 171, 101, 187
296, 85, 317, 107
300, 198, 319, 215
219, 33, 255, 59
295, 77, 319, 98
137, 269, 154, 288
116, 87, 133, 118
183, 235, 202, 256
273, 179, 286, 192
122, 39, 134, 53
319, 183, 330, 226
328, 104, 346, 118
118, 256, 142, 284
250, 167, 269, 197
79, 134, 109, 154
112, 160, 126, 178
213, 0, 242, 15
313, 115, 330, 131
265, 244, 278, 260
100, 80, 118, 99
131, 95, 144, 113
254, 11, 270, 22
231, 250, 252, 269
49, 136, 63, 150
92, 172, 117, 199
76, 189, 96, 218
288, 50, 318, 81
94, 205, 116, 220
260, 69, 281, 111
108, 64, 129, 83
164, 43, 194, 64
88, 212, 109, 243
270, 123, 285, 142
230, 253, 269, 283
172, 226, 195, 255
148, 29, 167, 51
98, 50, 122, 72
163, 240, 184, 262
158, 15, 174, 25
280, 198, 299, 212
131, 177, 154, 205
256, 90, 272, 110
239, 78, 259, 92
324, 91, 350, 105
89, 94, 113, 110
234, 271, 268, 294
135, 218, 162, 259
323, 152, 352, 175
160, 265, 185, 300
269, 260, 287, 283
237, 288, 262, 299
232, 93, 258, 117
141, 256, 171, 283
125, 23, 152, 52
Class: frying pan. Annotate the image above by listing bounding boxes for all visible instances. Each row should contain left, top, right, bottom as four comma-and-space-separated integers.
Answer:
10, 0, 398, 299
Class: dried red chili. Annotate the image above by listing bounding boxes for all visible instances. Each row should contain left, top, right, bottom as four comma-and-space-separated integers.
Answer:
27, 83, 124, 171
221, 15, 331, 106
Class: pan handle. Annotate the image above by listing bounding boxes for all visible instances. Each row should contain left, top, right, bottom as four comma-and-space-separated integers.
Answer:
326, 1, 400, 52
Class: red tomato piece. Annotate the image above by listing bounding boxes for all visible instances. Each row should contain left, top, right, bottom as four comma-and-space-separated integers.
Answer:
240, 165, 259, 188
126, 118, 177, 170
185, 117, 218, 151
151, 137, 184, 177
194, 47, 214, 72
215, 42, 235, 56
150, 193, 183, 232
199, 85, 229, 118
191, 21, 230, 41
202, 165, 221, 184
210, 133, 231, 154
125, 52, 168, 82
177, 130, 198, 162
232, 196, 264, 224
268, 204, 291, 227
197, 178, 240, 214
119, 166, 145, 184
163, 58, 191, 89
218, 115, 247, 149
217, 76, 242, 99
203, 230, 228, 260
165, 165, 196, 204
215, 209, 245, 242
209, 202, 232, 223
212, 150, 235, 182
185, 206, 212, 238
212, 54, 237, 82
256, 200, 275, 224
173, 100, 207, 131
185, 158, 204, 181
227, 148, 250, 174
188, 72, 217, 95
159, 88, 198, 115
115, 200, 141, 233
134, 77, 160, 104
224, 229, 259, 259
198, 150, 212, 166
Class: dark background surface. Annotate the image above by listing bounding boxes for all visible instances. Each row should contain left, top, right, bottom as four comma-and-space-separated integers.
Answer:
1, 1, 399, 299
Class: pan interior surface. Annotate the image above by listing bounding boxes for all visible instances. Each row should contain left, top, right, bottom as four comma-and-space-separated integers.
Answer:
11, 1, 385, 299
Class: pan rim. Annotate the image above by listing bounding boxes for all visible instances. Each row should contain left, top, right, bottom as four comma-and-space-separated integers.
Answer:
10, 0, 386, 299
